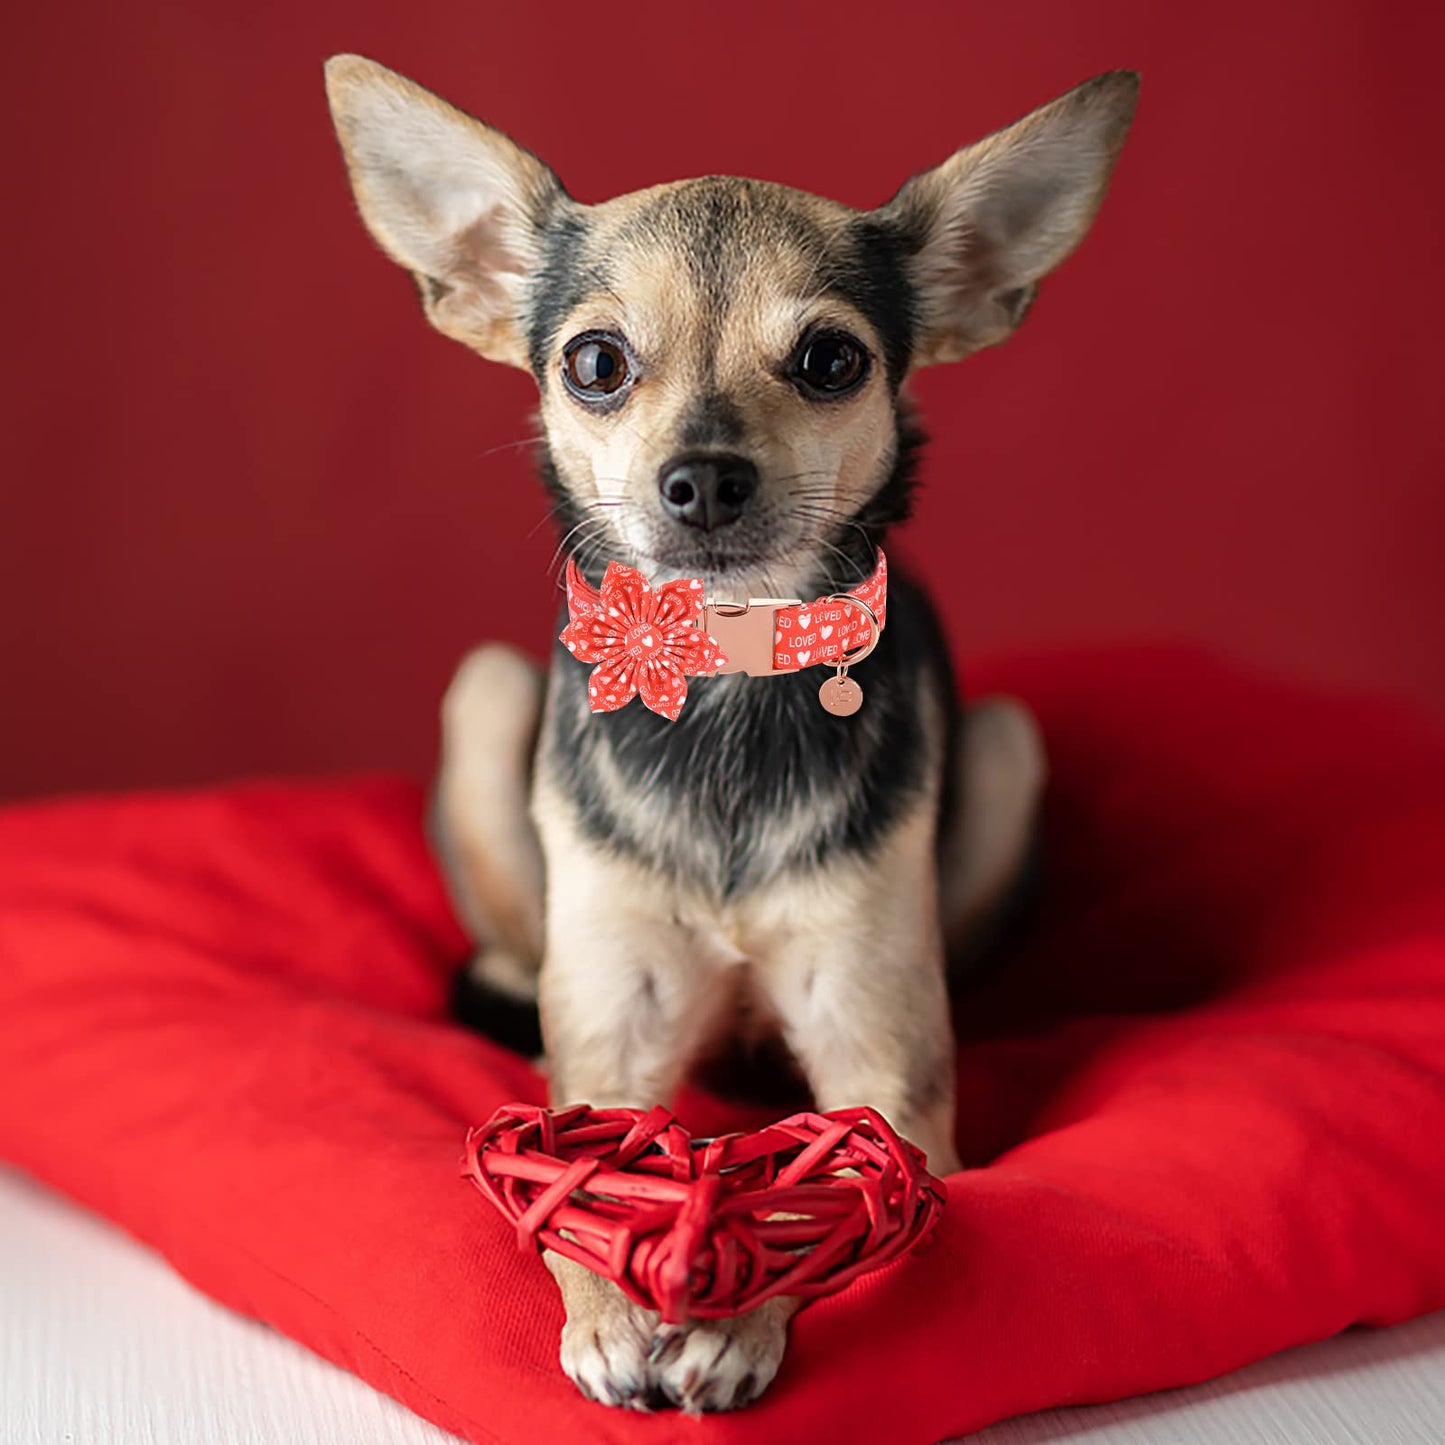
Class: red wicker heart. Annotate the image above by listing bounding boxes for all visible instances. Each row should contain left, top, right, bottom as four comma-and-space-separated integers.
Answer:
461, 1103, 946, 1323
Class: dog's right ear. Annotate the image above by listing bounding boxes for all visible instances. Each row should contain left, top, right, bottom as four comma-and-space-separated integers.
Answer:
879, 71, 1139, 366
324, 55, 567, 369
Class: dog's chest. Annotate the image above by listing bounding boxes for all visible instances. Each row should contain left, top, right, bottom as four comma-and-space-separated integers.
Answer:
682, 940, 809, 1102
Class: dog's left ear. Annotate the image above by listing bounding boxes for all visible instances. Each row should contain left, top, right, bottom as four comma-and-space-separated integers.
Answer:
881, 71, 1139, 366
324, 55, 568, 369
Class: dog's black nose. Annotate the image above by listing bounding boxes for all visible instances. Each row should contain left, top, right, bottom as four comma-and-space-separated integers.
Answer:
657, 453, 757, 531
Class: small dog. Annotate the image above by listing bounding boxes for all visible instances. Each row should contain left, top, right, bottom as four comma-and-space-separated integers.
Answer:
326, 55, 1135, 1412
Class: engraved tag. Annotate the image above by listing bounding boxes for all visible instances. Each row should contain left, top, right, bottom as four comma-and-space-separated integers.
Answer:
819, 674, 864, 716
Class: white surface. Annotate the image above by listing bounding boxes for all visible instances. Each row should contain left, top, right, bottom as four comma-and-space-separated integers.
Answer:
2, 1167, 1442, 1444
965, 1313, 1445, 1444
0, 1171, 455, 1445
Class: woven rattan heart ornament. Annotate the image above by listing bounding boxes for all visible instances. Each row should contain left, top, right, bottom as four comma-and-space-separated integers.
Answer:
461, 1102, 946, 1323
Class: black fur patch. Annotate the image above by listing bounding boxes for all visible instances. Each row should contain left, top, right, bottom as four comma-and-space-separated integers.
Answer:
837, 216, 919, 384
524, 205, 596, 375
857, 402, 926, 539
449, 966, 544, 1057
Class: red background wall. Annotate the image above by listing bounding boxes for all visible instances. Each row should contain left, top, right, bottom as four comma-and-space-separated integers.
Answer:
2, 2, 1441, 802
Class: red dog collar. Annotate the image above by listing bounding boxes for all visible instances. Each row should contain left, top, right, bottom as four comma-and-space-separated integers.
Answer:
561, 552, 887, 721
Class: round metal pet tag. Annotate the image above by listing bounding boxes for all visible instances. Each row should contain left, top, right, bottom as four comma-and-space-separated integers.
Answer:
819, 674, 864, 716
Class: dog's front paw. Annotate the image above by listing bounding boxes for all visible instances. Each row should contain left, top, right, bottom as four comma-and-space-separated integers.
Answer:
647, 1299, 791, 1414
549, 1254, 793, 1411
559, 1303, 659, 1409
550, 1256, 662, 1409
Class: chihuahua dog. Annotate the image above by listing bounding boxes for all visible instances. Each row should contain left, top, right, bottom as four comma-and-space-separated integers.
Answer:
326, 55, 1135, 1413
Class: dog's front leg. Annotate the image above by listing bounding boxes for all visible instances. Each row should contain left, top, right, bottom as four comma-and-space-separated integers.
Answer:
534, 825, 746, 1408
627, 809, 964, 1415
749, 808, 964, 1175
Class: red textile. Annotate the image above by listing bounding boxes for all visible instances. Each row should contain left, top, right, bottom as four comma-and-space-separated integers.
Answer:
2, 649, 1444, 1445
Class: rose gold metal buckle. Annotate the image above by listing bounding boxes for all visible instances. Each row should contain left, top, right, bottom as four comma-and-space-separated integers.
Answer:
699, 596, 802, 677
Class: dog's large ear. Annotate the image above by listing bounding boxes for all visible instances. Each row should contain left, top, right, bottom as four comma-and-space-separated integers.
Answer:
324, 55, 568, 369
880, 71, 1139, 366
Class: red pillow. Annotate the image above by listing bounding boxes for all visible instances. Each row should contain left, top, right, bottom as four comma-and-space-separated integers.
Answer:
2, 649, 1444, 1444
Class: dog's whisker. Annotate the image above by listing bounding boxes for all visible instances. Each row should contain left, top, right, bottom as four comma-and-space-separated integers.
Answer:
527, 495, 624, 546
782, 501, 881, 584
525, 497, 577, 542
546, 513, 614, 578
477, 432, 550, 461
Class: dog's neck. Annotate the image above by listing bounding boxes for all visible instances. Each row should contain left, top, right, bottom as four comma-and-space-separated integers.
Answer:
536, 405, 923, 603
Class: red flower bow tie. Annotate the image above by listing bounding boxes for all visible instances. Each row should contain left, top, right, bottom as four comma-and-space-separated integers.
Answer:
560, 553, 888, 721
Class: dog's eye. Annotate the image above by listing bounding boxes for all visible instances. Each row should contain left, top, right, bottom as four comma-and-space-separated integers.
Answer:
563, 335, 630, 400
792, 331, 868, 397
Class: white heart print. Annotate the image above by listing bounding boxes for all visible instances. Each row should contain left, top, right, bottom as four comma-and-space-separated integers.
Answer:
820, 625, 833, 640
796, 649, 811, 665
798, 612, 812, 628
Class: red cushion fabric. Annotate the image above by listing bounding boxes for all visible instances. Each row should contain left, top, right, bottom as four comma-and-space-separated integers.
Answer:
2, 649, 1444, 1445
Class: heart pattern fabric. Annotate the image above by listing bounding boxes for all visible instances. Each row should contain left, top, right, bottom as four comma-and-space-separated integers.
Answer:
769, 553, 888, 672
560, 561, 729, 721
462, 1102, 945, 1323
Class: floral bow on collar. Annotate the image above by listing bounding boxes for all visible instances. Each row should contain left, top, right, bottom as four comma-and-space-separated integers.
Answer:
560, 561, 729, 722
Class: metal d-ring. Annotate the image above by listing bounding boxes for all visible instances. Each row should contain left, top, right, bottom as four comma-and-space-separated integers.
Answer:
824, 593, 881, 667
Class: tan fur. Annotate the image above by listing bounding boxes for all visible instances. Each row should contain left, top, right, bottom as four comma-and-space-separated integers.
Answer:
532, 689, 956, 1166
325, 55, 564, 367
433, 646, 545, 985
325, 56, 1138, 1412
884, 72, 1140, 362
547, 1252, 793, 1413
538, 187, 898, 596
941, 697, 1048, 957
530, 697, 958, 1409
327, 60, 1136, 587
